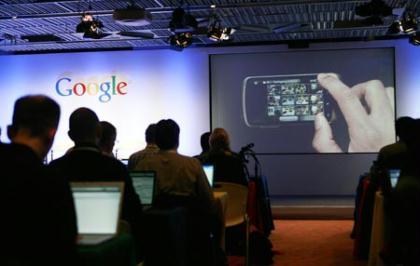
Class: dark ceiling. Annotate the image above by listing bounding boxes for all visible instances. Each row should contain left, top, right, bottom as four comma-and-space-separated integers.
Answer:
0, 0, 418, 53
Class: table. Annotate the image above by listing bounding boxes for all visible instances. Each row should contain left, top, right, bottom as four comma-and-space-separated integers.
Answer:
214, 191, 228, 250
368, 191, 385, 266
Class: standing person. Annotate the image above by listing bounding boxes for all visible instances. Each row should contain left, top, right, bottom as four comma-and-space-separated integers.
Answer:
1, 95, 78, 265
48, 107, 144, 262
202, 128, 248, 186
128, 123, 159, 170
98, 120, 117, 157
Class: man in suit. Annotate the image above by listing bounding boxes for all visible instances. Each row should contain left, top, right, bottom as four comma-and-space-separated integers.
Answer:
1, 95, 77, 265
48, 107, 144, 262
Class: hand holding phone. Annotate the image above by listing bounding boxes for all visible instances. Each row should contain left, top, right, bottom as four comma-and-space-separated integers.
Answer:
313, 73, 395, 153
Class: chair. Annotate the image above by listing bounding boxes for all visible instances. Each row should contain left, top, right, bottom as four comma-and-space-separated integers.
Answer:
143, 195, 215, 266
214, 182, 250, 266
142, 206, 188, 266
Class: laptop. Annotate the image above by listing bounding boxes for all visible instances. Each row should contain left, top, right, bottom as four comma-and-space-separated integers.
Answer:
71, 182, 124, 245
203, 165, 214, 187
129, 171, 156, 209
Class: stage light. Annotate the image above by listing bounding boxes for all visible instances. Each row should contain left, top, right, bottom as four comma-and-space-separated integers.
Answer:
401, 14, 417, 34
409, 33, 420, 45
207, 21, 235, 41
169, 32, 193, 49
76, 12, 107, 39
387, 20, 403, 35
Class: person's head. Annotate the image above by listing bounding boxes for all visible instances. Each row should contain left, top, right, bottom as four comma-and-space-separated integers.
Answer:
200, 132, 211, 153
7, 95, 60, 158
98, 121, 117, 155
209, 128, 230, 151
155, 119, 180, 151
145, 123, 157, 144
396, 116, 415, 142
68, 107, 100, 145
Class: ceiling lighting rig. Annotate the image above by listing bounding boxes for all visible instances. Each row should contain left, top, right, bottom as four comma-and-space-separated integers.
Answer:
387, 10, 420, 46
168, 4, 236, 50
207, 16, 235, 42
168, 7, 197, 50
76, 12, 109, 39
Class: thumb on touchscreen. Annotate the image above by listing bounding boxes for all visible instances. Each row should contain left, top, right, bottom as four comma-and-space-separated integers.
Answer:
313, 112, 342, 153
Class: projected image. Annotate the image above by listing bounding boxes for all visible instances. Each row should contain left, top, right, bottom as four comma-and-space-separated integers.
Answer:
243, 74, 332, 124
211, 48, 396, 154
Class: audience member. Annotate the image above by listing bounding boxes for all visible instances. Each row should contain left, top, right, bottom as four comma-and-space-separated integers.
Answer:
381, 119, 420, 264
98, 120, 117, 157
194, 131, 211, 162
128, 123, 159, 170
1, 95, 77, 265
48, 107, 144, 262
376, 116, 415, 171
202, 128, 248, 186
133, 119, 221, 266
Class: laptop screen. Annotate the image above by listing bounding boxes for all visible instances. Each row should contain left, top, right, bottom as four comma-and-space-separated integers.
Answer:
388, 169, 401, 189
130, 171, 155, 205
72, 183, 122, 235
203, 165, 214, 187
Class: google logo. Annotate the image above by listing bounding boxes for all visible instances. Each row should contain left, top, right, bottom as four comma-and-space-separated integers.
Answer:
55, 75, 127, 103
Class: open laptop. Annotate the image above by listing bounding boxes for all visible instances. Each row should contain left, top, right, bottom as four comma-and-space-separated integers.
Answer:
388, 169, 401, 189
71, 182, 124, 245
203, 165, 214, 187
129, 171, 156, 209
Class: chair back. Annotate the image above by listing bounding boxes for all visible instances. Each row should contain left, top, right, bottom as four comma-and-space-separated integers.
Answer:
147, 194, 214, 266
214, 182, 248, 227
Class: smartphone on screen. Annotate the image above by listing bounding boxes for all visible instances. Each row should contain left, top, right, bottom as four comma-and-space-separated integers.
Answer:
242, 74, 334, 128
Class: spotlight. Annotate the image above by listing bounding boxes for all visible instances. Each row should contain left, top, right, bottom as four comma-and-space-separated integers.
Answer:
207, 21, 235, 41
76, 12, 107, 39
409, 33, 420, 45
387, 20, 403, 35
169, 7, 198, 33
169, 32, 193, 49
401, 13, 417, 34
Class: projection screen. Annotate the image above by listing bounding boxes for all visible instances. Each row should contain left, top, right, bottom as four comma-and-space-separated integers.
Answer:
210, 48, 395, 154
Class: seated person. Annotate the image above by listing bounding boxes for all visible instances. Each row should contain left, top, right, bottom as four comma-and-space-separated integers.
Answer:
377, 116, 415, 171
384, 175, 420, 265
128, 123, 159, 171
193, 131, 211, 163
133, 119, 222, 266
98, 120, 117, 157
48, 107, 144, 262
1, 95, 77, 266
202, 128, 248, 187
